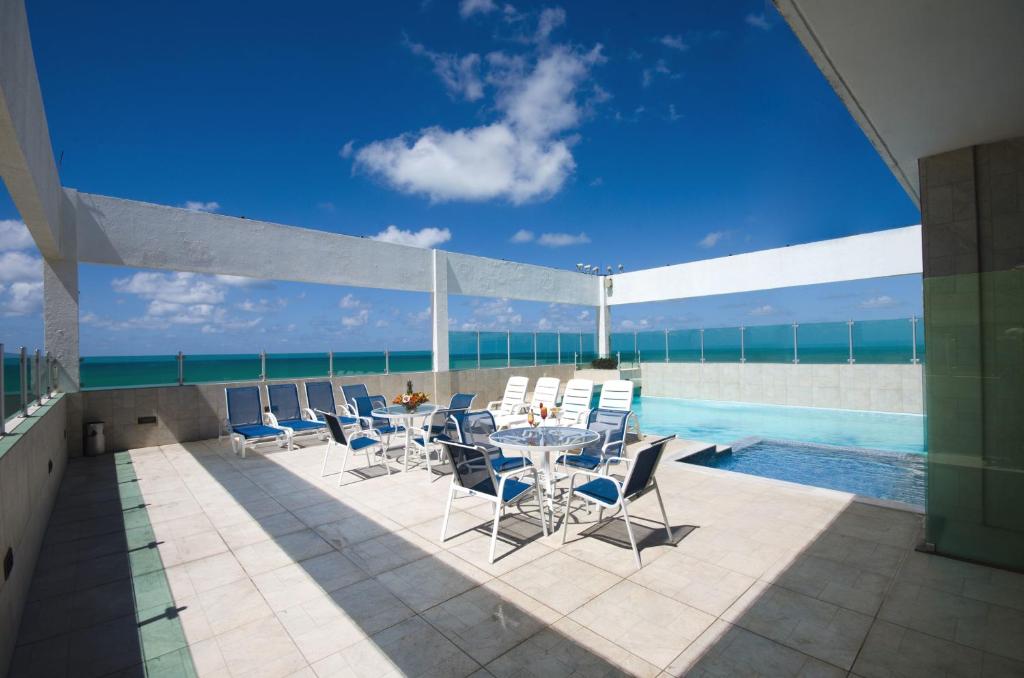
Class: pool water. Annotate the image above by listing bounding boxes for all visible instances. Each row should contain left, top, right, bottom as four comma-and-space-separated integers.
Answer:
632, 397, 925, 454
684, 439, 926, 507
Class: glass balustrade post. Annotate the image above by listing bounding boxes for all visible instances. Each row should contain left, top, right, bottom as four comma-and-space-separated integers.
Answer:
34, 349, 41, 404
328, 351, 334, 377
556, 332, 561, 365
633, 331, 638, 366
20, 347, 28, 416
260, 351, 267, 381
43, 352, 50, 399
385, 349, 390, 375
0, 342, 5, 435
700, 329, 705, 363
506, 331, 511, 368
793, 322, 799, 364
533, 332, 538, 366
910, 316, 919, 364
177, 352, 184, 386
740, 326, 746, 363
664, 329, 669, 363
847, 320, 855, 364
476, 332, 481, 369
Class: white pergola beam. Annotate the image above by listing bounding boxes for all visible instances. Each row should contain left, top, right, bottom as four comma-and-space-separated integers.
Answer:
607, 225, 922, 306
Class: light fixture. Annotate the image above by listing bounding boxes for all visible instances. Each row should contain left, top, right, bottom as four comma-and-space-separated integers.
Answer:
606, 265, 613, 275
583, 264, 592, 273
576, 263, 584, 272
591, 264, 599, 275
618, 264, 624, 272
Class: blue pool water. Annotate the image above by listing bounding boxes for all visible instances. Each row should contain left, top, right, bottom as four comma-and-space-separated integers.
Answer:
684, 440, 926, 506
632, 397, 925, 454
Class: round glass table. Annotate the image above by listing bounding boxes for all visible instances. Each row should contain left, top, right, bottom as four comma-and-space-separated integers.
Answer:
489, 426, 601, 507
371, 404, 439, 473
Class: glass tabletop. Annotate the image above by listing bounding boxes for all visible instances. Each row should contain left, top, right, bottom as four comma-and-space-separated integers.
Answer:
489, 426, 600, 450
371, 404, 439, 417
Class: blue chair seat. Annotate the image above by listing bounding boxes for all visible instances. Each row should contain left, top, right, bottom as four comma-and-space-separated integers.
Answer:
376, 425, 405, 435
349, 436, 378, 451
233, 424, 283, 439
279, 419, 326, 432
575, 477, 620, 505
492, 456, 532, 472
557, 453, 603, 470
469, 477, 533, 502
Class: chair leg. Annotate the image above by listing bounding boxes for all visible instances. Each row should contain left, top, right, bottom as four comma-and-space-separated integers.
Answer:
535, 484, 548, 536
380, 444, 391, 475
439, 486, 455, 541
338, 444, 350, 486
561, 491, 573, 544
620, 500, 642, 569
489, 503, 501, 564
320, 440, 332, 477
653, 480, 672, 541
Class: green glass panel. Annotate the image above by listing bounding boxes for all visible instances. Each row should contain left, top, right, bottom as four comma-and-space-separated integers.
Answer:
580, 334, 597, 363
448, 331, 478, 370
479, 332, 508, 367
853, 318, 913, 364
610, 333, 636, 363
560, 333, 581, 364
536, 333, 559, 364
798, 321, 849, 364
637, 331, 667, 362
703, 327, 741, 362
667, 330, 701, 362
915, 319, 925, 364
388, 350, 432, 373
3, 353, 20, 420
744, 324, 793, 363
183, 354, 260, 383
81, 355, 179, 389
332, 352, 386, 375
265, 353, 329, 379
510, 332, 535, 366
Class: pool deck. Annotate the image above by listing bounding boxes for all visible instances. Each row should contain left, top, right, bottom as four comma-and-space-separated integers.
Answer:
10, 436, 1024, 677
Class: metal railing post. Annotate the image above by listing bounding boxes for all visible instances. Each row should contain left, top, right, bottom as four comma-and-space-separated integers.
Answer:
574, 351, 578, 368
260, 351, 267, 381
1, 343, 5, 435
533, 332, 538, 366
847, 320, 855, 364
177, 351, 184, 385
45, 352, 53, 397
34, 350, 41, 403
556, 332, 561, 365
578, 333, 583, 363
634, 331, 638, 366
739, 327, 746, 363
328, 351, 334, 377
20, 347, 28, 416
793, 323, 799, 364
700, 329, 705, 363
476, 331, 481, 369
910, 316, 919, 364
506, 331, 511, 368
616, 351, 621, 367
385, 349, 390, 374
664, 329, 669, 363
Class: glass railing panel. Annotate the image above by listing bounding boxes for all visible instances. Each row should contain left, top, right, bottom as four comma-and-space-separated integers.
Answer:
449, 331, 478, 370
266, 353, 329, 380
388, 350, 432, 373
610, 333, 636, 364
80, 355, 179, 389
744, 324, 793, 363
915, 319, 925, 364
183, 354, 261, 384
479, 332, 508, 368
704, 327, 741, 362
509, 333, 535, 366
637, 331, 667, 362
332, 352, 387, 375
853, 318, 914, 364
559, 333, 580, 364
3, 352, 20, 419
666, 329, 701, 362
798, 321, 850, 364
580, 334, 597, 363
536, 333, 560, 364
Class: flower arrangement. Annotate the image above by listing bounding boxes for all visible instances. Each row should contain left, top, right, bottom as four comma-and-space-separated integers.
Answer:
394, 380, 430, 412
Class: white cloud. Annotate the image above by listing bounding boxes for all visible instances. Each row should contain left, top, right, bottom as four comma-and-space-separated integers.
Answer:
237, 298, 287, 313
537, 317, 552, 330
374, 318, 390, 328
745, 13, 772, 30
668, 104, 682, 121
577, 310, 591, 321
339, 293, 364, 309
589, 177, 603, 187
2, 281, 43, 315
355, 42, 604, 204
371, 225, 452, 249
408, 42, 485, 101
339, 141, 356, 158
341, 309, 370, 328
660, 34, 688, 51
214, 274, 261, 287
0, 219, 33, 251
510, 229, 535, 243
698, 231, 726, 248
535, 7, 566, 42
618, 318, 651, 330
750, 304, 776, 316
113, 271, 225, 305
183, 201, 220, 212
0, 251, 42, 283
860, 295, 898, 309
538, 231, 590, 247
459, 0, 497, 18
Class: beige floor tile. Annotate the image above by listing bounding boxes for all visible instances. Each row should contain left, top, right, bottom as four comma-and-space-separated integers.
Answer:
158, 529, 230, 568
630, 551, 756, 616
445, 525, 554, 577
233, 529, 334, 576
771, 553, 891, 615
422, 579, 561, 665
313, 512, 402, 550
500, 550, 621, 615
217, 512, 307, 551
192, 578, 275, 636
376, 550, 492, 613
215, 614, 309, 678
342, 529, 441, 576
570, 580, 715, 669
292, 499, 363, 529
878, 580, 990, 648
166, 551, 247, 599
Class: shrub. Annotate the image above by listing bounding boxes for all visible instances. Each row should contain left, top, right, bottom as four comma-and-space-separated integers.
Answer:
590, 357, 619, 370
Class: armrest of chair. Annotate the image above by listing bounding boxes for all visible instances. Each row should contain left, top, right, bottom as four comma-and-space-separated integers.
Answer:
264, 412, 281, 428
302, 407, 319, 422
498, 464, 541, 494
485, 400, 503, 411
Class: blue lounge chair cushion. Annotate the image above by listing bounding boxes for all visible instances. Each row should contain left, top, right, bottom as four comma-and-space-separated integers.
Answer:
492, 456, 532, 472
575, 477, 620, 505
557, 453, 603, 470
278, 419, 326, 432
376, 425, 405, 435
349, 437, 378, 451
233, 424, 283, 439
469, 477, 533, 502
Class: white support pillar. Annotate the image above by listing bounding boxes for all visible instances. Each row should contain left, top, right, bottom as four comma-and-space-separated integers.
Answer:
43, 255, 79, 392
597, 276, 611, 359
431, 249, 449, 372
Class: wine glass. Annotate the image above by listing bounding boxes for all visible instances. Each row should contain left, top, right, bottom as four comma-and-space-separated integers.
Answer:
527, 410, 537, 428
539, 403, 548, 426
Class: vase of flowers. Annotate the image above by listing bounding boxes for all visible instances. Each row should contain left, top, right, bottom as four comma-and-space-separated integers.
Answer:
394, 380, 430, 412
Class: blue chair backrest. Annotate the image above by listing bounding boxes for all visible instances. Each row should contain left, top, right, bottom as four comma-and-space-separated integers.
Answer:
586, 408, 630, 452
439, 439, 499, 496
305, 381, 336, 417
226, 386, 263, 427
355, 395, 389, 428
622, 436, 675, 498
456, 410, 496, 447
342, 384, 369, 411
448, 392, 475, 412
267, 383, 302, 422
319, 411, 351, 445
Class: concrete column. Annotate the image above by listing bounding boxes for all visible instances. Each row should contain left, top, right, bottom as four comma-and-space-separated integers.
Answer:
431, 249, 449, 372
597, 276, 610, 358
43, 255, 78, 392
919, 137, 1024, 571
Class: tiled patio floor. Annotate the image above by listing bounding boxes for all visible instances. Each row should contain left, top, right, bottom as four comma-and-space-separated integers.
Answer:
10, 436, 1024, 677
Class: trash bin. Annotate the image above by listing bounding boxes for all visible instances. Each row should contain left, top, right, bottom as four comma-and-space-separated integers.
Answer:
85, 422, 106, 456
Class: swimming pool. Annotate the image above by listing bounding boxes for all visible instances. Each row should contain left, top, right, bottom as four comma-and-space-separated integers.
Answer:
684, 439, 926, 506
632, 397, 925, 454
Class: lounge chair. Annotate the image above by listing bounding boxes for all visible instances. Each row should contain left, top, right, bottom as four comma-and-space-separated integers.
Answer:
354, 394, 406, 451
486, 376, 529, 419
318, 411, 389, 483
494, 377, 561, 428
304, 380, 359, 426
554, 408, 631, 473
452, 410, 532, 472
561, 435, 676, 569
266, 383, 328, 445
224, 386, 291, 457
597, 379, 641, 439
551, 378, 594, 427
340, 383, 370, 417
438, 438, 547, 563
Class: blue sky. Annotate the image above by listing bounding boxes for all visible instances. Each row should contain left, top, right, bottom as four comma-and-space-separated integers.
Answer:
1, 0, 920, 355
